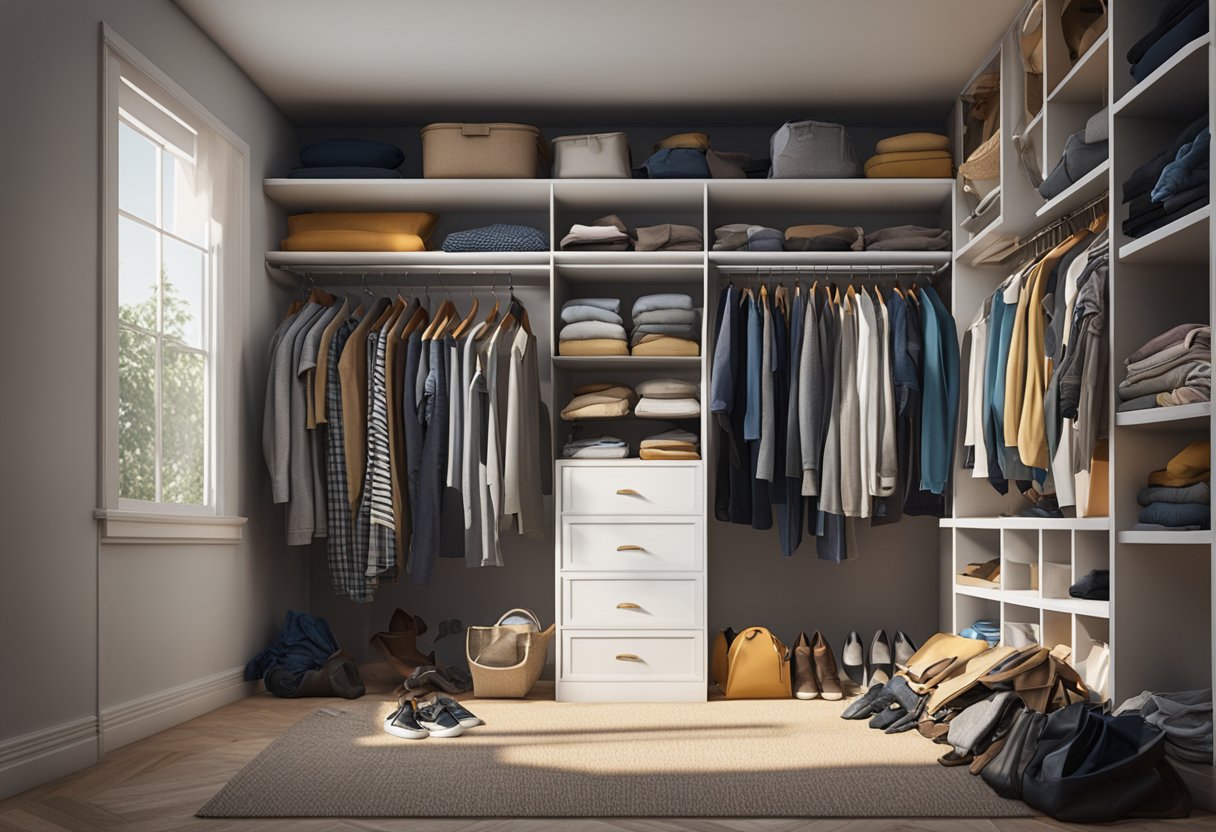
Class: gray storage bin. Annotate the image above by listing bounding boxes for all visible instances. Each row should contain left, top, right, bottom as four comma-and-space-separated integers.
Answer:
769, 119, 861, 178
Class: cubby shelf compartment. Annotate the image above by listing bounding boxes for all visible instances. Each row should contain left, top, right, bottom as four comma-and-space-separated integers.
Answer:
1117, 206, 1211, 266
1047, 31, 1110, 105
552, 356, 701, 371
263, 178, 552, 212
1116, 402, 1212, 430
1034, 162, 1110, 221
1118, 530, 1214, 545
1113, 34, 1211, 119
708, 251, 951, 267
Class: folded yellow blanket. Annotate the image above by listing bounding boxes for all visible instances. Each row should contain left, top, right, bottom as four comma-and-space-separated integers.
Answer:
875, 133, 951, 154
864, 149, 953, 170
864, 157, 954, 179
287, 212, 439, 239
640, 440, 699, 451
558, 338, 629, 356
631, 337, 700, 356
640, 448, 701, 460
280, 230, 427, 252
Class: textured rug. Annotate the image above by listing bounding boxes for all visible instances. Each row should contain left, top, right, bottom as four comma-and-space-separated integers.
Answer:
198, 695, 1033, 818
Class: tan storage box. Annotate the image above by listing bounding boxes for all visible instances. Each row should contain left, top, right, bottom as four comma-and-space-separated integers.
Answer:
421, 122, 549, 178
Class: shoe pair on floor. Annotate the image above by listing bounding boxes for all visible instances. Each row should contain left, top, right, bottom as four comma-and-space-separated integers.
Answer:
384, 694, 484, 740
840, 629, 916, 689
792, 631, 843, 700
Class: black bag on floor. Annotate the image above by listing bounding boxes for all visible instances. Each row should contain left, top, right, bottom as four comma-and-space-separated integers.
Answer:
980, 707, 1046, 799
1021, 702, 1192, 823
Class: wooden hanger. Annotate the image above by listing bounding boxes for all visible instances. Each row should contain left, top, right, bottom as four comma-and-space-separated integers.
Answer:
475, 286, 501, 341
452, 285, 481, 340
422, 297, 456, 340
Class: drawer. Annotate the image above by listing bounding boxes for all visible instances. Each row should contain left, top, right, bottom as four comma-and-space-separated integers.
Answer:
561, 630, 704, 682
560, 464, 701, 515
561, 517, 703, 572
563, 577, 703, 628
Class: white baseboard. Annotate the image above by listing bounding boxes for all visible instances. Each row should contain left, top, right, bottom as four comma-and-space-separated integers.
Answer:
100, 666, 254, 753
0, 716, 98, 801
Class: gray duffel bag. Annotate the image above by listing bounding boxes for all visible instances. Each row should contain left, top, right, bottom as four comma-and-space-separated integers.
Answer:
769, 118, 861, 178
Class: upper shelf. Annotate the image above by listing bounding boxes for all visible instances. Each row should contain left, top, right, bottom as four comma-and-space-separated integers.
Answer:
1034, 161, 1109, 221
1114, 34, 1210, 119
706, 178, 954, 213
264, 250, 551, 278
708, 250, 951, 267
1118, 206, 1211, 266
1047, 31, 1109, 106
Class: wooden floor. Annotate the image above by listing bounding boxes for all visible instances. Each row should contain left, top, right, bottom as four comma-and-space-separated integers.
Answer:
2, 669, 1214, 832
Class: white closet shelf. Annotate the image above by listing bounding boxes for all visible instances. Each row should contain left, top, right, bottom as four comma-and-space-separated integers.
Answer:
555, 263, 704, 284
1116, 402, 1211, 430
1117, 206, 1211, 265
1047, 31, 1109, 105
1034, 161, 1110, 221
1113, 34, 1211, 119
552, 356, 701, 371
941, 516, 1111, 530
553, 179, 706, 211
955, 583, 1110, 618
263, 178, 552, 212
955, 583, 1004, 602
266, 250, 548, 267
1039, 596, 1110, 618
708, 251, 951, 267
553, 251, 703, 266
1118, 530, 1214, 545
955, 219, 1013, 267
705, 178, 954, 212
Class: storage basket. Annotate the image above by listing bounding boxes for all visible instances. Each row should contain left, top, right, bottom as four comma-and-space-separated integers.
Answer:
466, 608, 553, 697
552, 132, 631, 178
421, 122, 549, 178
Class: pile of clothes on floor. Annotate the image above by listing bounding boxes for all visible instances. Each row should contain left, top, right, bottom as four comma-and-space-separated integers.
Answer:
1118, 323, 1210, 412
713, 223, 950, 252
1123, 115, 1210, 239
286, 137, 405, 179
862, 132, 953, 178
1127, 0, 1210, 83
1131, 441, 1211, 531
244, 610, 365, 699
559, 215, 702, 252
1116, 689, 1214, 765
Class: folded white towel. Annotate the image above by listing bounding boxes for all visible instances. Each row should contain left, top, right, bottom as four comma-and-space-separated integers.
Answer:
635, 397, 701, 418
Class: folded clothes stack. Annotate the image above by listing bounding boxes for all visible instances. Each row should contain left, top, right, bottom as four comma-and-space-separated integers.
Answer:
863, 132, 953, 178
1123, 115, 1210, 239
1127, 0, 1210, 83
635, 223, 703, 252
1069, 569, 1109, 601
560, 384, 636, 420
1131, 441, 1211, 531
558, 298, 628, 356
865, 225, 951, 251
783, 224, 865, 252
959, 619, 1000, 647
634, 377, 700, 419
1116, 689, 1214, 764
712, 223, 950, 253
287, 138, 405, 179
280, 211, 438, 252
1039, 108, 1108, 201
441, 223, 548, 252
712, 224, 783, 251
1116, 323, 1211, 411
559, 216, 703, 252
562, 435, 628, 459
630, 294, 700, 356
640, 428, 700, 460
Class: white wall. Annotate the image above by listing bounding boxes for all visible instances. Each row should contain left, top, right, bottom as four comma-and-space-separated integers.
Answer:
0, 0, 302, 799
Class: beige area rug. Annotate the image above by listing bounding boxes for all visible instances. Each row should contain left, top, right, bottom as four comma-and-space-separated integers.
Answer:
198, 694, 1033, 818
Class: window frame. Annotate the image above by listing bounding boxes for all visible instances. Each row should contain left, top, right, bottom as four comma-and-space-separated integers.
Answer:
98, 25, 248, 543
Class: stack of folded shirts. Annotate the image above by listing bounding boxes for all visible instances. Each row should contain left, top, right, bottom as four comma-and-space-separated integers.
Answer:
863, 132, 953, 178
640, 428, 701, 460
287, 138, 405, 179
960, 619, 1001, 647
783, 224, 864, 252
1122, 115, 1210, 239
1040, 108, 1109, 201
1128, 0, 1210, 83
1117, 323, 1211, 411
1069, 569, 1110, 601
865, 225, 951, 251
442, 224, 548, 252
558, 298, 627, 356
634, 377, 700, 419
280, 211, 438, 252
562, 435, 628, 459
712, 224, 783, 251
1131, 441, 1211, 531
560, 215, 632, 251
560, 384, 636, 420
630, 294, 700, 356
635, 224, 703, 252
1115, 689, 1214, 764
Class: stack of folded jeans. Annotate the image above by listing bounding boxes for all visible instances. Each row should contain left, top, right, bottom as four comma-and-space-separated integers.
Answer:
1039, 108, 1109, 200
562, 435, 628, 459
1123, 115, 1210, 239
639, 428, 700, 460
287, 138, 405, 179
560, 215, 631, 251
559, 384, 636, 420
1117, 323, 1211, 411
630, 294, 700, 356
865, 225, 951, 251
959, 619, 1000, 646
712, 224, 783, 251
1131, 441, 1211, 531
783, 224, 864, 252
558, 298, 628, 356
863, 132, 953, 178
1128, 0, 1210, 83
634, 377, 700, 419
1116, 689, 1214, 763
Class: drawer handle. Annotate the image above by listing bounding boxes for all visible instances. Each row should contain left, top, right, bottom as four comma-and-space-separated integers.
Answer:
616, 544, 645, 551
616, 602, 642, 610
616, 488, 641, 496
615, 653, 643, 662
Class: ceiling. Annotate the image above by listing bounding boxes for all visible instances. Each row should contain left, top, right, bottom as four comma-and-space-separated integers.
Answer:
175, 0, 1025, 126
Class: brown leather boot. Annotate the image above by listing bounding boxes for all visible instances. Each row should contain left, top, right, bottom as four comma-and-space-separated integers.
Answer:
811, 631, 843, 701
792, 632, 820, 700
371, 609, 433, 680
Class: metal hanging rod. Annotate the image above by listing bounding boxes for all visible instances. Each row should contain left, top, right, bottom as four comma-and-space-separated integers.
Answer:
1008, 193, 1109, 260
266, 264, 550, 288
715, 263, 947, 277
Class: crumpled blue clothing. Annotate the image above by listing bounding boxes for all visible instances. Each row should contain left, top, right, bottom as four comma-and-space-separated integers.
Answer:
1152, 127, 1210, 203
245, 610, 341, 685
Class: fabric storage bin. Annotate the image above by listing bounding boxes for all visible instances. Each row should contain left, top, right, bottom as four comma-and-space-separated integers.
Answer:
769, 118, 861, 178
553, 132, 631, 178
421, 122, 549, 178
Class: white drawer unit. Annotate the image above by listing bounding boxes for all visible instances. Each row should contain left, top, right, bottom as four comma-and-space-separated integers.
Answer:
560, 463, 702, 515
561, 517, 704, 572
561, 629, 704, 682
563, 576, 703, 628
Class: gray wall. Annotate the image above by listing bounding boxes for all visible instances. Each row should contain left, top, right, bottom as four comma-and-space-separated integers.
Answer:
0, 0, 302, 796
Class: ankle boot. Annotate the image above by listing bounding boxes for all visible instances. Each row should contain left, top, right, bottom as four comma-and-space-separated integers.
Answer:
792, 632, 820, 700
810, 631, 843, 701
370, 631, 435, 680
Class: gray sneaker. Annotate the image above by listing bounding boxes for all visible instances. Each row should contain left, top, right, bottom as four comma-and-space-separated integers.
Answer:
384, 701, 428, 740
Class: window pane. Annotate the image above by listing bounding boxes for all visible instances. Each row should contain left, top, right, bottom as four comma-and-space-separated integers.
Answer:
118, 216, 159, 330
161, 347, 206, 505
162, 151, 208, 247
162, 236, 205, 348
118, 121, 158, 225
118, 327, 158, 502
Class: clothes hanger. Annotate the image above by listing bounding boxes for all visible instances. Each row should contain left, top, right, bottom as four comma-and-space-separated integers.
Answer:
451, 277, 481, 340
475, 284, 501, 341
422, 283, 456, 341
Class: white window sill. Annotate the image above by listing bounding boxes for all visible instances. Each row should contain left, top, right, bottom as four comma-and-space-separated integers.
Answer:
94, 509, 247, 545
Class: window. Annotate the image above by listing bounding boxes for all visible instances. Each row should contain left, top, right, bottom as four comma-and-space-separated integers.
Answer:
100, 28, 247, 541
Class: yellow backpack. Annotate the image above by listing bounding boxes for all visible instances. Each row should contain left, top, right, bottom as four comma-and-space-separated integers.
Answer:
724, 627, 791, 699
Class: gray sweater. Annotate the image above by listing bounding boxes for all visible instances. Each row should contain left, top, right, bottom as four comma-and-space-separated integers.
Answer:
286, 304, 326, 543
818, 296, 844, 515
757, 294, 776, 482
798, 289, 824, 495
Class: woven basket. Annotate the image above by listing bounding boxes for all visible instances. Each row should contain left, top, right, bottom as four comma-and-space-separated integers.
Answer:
960, 130, 1001, 183
466, 609, 554, 698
